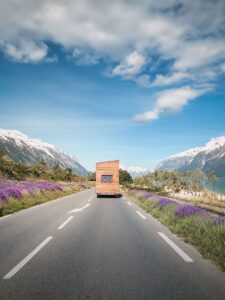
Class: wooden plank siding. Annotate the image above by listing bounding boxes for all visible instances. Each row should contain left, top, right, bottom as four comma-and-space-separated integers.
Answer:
95, 160, 120, 196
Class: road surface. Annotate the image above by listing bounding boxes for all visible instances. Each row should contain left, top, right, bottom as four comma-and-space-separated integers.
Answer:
0, 188, 224, 300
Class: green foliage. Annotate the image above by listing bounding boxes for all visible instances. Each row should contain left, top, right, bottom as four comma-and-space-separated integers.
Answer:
208, 170, 217, 190
132, 170, 208, 193
119, 169, 133, 184
129, 192, 225, 270
0, 149, 6, 158
1, 189, 79, 216
88, 171, 96, 181
0, 151, 80, 181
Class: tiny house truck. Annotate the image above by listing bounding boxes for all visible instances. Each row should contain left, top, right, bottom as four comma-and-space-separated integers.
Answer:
96, 160, 120, 197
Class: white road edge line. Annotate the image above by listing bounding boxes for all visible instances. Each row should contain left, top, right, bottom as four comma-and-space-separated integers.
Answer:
158, 232, 193, 263
3, 236, 53, 279
68, 203, 90, 214
57, 216, 74, 230
136, 211, 147, 220
127, 201, 132, 206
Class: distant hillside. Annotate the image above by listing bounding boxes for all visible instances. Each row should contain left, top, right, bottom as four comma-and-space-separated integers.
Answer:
156, 137, 225, 176
0, 129, 88, 176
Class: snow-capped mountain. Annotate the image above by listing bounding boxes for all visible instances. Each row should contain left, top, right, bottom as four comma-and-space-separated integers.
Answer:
156, 137, 225, 176
121, 165, 148, 177
0, 129, 88, 176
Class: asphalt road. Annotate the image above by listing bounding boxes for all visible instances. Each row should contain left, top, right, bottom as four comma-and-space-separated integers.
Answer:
0, 188, 224, 300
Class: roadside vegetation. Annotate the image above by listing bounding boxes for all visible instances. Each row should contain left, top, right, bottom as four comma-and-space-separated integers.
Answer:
0, 150, 93, 216
88, 169, 133, 185
125, 170, 225, 215
0, 180, 92, 216
125, 189, 225, 271
131, 170, 214, 193
0, 149, 83, 181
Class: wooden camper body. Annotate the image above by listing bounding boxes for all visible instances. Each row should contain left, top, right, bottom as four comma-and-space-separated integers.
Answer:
95, 160, 120, 196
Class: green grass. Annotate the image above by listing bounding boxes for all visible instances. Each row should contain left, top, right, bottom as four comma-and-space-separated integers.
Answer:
129, 193, 225, 271
0, 188, 83, 216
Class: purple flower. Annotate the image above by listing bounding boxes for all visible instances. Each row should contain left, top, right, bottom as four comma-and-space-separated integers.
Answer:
212, 216, 225, 226
0, 180, 64, 202
4, 187, 23, 200
143, 192, 154, 199
0, 190, 8, 202
25, 186, 35, 196
175, 204, 208, 218
135, 190, 151, 198
34, 181, 63, 193
158, 198, 176, 208
78, 183, 86, 188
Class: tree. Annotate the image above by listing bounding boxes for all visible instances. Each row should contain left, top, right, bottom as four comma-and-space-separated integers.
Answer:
190, 170, 206, 191
88, 172, 96, 181
65, 168, 73, 181
53, 161, 60, 170
0, 149, 6, 159
119, 169, 133, 184
208, 170, 217, 190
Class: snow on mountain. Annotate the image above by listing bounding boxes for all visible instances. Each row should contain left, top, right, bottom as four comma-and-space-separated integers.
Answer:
156, 136, 225, 176
169, 147, 203, 159
0, 129, 88, 176
121, 165, 148, 177
204, 137, 225, 154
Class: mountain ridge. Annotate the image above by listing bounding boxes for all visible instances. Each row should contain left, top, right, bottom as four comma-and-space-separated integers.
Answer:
0, 129, 88, 176
156, 136, 225, 176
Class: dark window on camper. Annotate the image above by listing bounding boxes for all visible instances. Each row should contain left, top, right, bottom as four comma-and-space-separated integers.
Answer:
101, 175, 113, 183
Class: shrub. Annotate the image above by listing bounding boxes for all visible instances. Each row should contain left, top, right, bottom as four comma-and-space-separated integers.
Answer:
157, 197, 176, 208
175, 204, 208, 218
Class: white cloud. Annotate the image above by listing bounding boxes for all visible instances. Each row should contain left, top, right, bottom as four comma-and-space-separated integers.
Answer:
0, 0, 225, 120
221, 63, 225, 72
1, 40, 48, 63
0, 1, 224, 69
72, 48, 100, 65
112, 51, 146, 77
133, 87, 202, 122
173, 39, 225, 70
0, 0, 224, 72
135, 74, 151, 88
152, 72, 189, 86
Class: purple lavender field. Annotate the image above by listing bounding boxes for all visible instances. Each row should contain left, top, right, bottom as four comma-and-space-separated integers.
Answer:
0, 179, 86, 215
130, 189, 225, 224
128, 189, 225, 270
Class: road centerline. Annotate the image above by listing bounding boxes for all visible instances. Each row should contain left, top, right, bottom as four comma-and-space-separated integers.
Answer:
158, 232, 193, 263
68, 203, 90, 214
57, 216, 74, 230
127, 201, 132, 206
88, 196, 94, 202
3, 236, 53, 280
136, 211, 147, 220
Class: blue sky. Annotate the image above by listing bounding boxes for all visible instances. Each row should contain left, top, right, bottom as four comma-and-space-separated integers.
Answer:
0, 0, 225, 171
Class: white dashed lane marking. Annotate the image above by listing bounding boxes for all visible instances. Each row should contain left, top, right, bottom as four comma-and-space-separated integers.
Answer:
57, 216, 74, 230
136, 211, 147, 220
68, 203, 90, 214
3, 236, 53, 279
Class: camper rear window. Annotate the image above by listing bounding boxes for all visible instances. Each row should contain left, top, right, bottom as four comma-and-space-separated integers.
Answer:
101, 175, 113, 182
